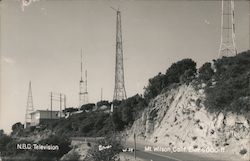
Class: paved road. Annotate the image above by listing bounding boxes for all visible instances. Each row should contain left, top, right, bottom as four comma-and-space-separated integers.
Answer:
124, 140, 227, 161
70, 137, 234, 161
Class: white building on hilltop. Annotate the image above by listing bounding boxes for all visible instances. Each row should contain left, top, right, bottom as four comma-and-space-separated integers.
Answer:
30, 110, 63, 126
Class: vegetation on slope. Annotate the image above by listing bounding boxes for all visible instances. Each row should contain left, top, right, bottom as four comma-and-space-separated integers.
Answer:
143, 50, 250, 114
202, 51, 250, 113
6, 51, 250, 143
144, 58, 197, 102
0, 129, 71, 161
7, 94, 145, 138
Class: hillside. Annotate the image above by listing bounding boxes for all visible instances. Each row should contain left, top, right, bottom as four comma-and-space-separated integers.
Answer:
2, 51, 250, 161
128, 51, 250, 160
129, 84, 249, 160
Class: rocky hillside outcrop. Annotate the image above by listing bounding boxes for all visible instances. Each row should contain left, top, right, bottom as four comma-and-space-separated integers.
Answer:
129, 84, 250, 160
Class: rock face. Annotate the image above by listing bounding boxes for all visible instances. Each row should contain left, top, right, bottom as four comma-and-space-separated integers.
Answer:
129, 85, 250, 160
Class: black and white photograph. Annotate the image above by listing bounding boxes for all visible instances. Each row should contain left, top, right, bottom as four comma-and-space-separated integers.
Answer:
0, 0, 249, 161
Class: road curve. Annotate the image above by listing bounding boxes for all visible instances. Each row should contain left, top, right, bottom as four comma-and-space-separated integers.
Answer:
124, 140, 227, 161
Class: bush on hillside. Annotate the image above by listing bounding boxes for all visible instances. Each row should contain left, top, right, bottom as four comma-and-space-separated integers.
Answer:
144, 73, 166, 102
1, 135, 71, 161
113, 100, 122, 106
97, 100, 111, 108
180, 68, 196, 84
0, 132, 13, 154
0, 129, 4, 135
165, 58, 197, 84
48, 111, 114, 137
198, 62, 214, 83
113, 94, 147, 130
35, 135, 71, 159
11, 122, 24, 136
81, 103, 96, 111
144, 58, 197, 102
63, 107, 78, 113
87, 136, 123, 161
46, 94, 147, 137
204, 51, 250, 113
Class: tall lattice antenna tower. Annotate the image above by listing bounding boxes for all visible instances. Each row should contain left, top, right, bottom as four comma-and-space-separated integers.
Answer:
84, 70, 88, 103
218, 0, 237, 58
113, 9, 127, 101
249, 0, 250, 50
79, 49, 88, 108
25, 81, 34, 128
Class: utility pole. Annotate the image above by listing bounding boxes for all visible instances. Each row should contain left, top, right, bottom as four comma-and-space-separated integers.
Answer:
50, 92, 66, 117
101, 88, 103, 101
134, 133, 137, 160
60, 93, 62, 118
64, 94, 66, 110
50, 92, 53, 119
84, 70, 89, 103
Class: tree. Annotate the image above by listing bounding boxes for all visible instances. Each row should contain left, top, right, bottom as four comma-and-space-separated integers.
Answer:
11, 122, 24, 136
144, 72, 166, 102
198, 62, 214, 82
0, 129, 4, 136
63, 107, 78, 113
35, 135, 71, 160
165, 58, 197, 84
204, 51, 250, 113
144, 58, 197, 102
97, 100, 111, 108
0, 132, 12, 153
81, 103, 95, 111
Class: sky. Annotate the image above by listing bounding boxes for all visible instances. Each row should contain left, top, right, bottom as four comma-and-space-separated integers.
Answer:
0, 0, 249, 133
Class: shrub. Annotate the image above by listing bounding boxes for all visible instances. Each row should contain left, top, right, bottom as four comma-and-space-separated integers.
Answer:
87, 136, 123, 161
113, 100, 122, 106
144, 72, 167, 102
198, 62, 214, 82
34, 135, 71, 160
81, 103, 96, 111
0, 133, 13, 153
144, 58, 197, 102
192, 136, 197, 141
204, 51, 250, 113
239, 148, 247, 155
165, 58, 196, 84
97, 100, 111, 108
113, 94, 147, 130
180, 68, 196, 84
63, 107, 78, 113
11, 122, 24, 136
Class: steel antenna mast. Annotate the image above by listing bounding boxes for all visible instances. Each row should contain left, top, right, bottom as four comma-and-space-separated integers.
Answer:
79, 49, 88, 108
79, 49, 85, 108
25, 81, 34, 128
218, 0, 237, 58
113, 8, 127, 101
